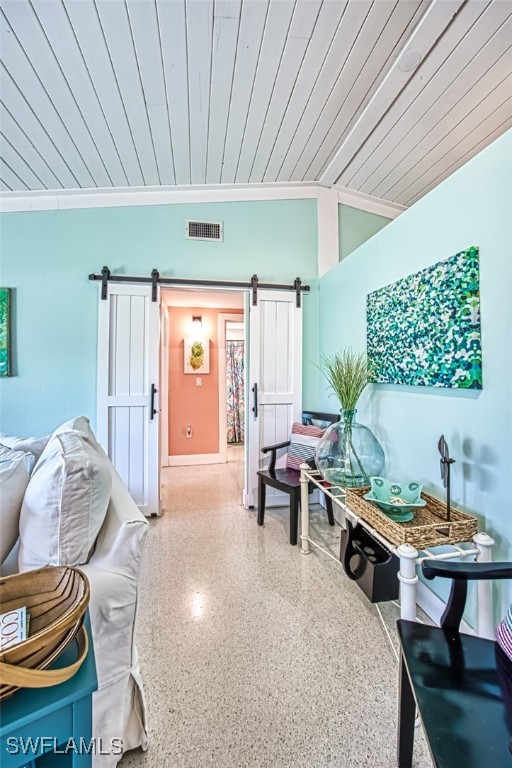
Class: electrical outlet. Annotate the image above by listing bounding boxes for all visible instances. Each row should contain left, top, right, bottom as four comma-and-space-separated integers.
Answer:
186, 425, 192, 438
195, 377, 202, 387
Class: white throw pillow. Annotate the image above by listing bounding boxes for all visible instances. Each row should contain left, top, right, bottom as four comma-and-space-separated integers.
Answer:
50, 415, 100, 450
18, 430, 112, 571
0, 448, 35, 564
0, 433, 49, 461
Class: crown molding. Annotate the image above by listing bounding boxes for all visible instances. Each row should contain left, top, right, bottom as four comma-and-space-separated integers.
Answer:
0, 179, 408, 220
0, 181, 319, 213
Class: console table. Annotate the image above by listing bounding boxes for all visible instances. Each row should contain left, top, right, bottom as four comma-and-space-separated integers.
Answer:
299, 465, 495, 638
0, 614, 97, 768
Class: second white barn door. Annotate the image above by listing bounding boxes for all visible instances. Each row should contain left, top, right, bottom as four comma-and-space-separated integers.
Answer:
245, 290, 302, 509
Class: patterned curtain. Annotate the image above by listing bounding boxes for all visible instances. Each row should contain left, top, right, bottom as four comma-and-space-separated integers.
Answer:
226, 340, 245, 444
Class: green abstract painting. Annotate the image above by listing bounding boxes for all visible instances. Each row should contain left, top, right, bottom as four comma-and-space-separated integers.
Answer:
0, 288, 11, 377
366, 246, 482, 389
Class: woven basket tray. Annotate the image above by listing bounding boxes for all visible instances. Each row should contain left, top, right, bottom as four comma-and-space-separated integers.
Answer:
345, 488, 478, 549
0, 566, 90, 699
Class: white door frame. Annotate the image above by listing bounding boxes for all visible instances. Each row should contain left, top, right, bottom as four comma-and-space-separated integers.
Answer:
159, 286, 302, 509
160, 305, 170, 468
160, 288, 248, 467
218, 313, 246, 463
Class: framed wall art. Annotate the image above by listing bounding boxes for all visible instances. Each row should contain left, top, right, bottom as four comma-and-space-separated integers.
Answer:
0, 287, 11, 377
184, 337, 210, 374
366, 246, 482, 389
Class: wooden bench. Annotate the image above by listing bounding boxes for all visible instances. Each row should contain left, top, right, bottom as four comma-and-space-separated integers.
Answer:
397, 559, 512, 767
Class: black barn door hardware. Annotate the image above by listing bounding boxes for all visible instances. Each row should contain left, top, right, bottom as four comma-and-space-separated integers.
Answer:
150, 384, 157, 420
294, 277, 302, 307
252, 384, 258, 418
151, 269, 159, 302
101, 266, 111, 300
251, 274, 258, 306
89, 268, 310, 305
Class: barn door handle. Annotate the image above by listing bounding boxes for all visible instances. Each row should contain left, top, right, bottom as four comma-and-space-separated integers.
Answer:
150, 384, 158, 420
252, 384, 258, 418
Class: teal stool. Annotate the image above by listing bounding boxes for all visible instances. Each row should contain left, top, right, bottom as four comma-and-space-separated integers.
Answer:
0, 613, 97, 767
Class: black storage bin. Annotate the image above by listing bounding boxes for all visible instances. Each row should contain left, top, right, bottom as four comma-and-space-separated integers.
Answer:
339, 520, 399, 603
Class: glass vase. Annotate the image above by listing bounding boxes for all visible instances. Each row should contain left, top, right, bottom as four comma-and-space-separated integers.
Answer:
315, 408, 385, 488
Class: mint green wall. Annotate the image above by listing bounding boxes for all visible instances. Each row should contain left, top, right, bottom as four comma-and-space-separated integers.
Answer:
302, 279, 322, 409
339, 204, 391, 261
315, 130, 512, 618
0, 199, 317, 436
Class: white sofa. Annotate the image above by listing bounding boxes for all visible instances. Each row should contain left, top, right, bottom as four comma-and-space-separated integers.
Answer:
0, 419, 149, 767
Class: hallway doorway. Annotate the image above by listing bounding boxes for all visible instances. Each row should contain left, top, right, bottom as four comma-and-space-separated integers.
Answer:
160, 288, 247, 506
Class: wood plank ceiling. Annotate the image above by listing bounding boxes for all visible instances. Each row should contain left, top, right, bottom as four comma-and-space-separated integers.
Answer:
0, 0, 511, 205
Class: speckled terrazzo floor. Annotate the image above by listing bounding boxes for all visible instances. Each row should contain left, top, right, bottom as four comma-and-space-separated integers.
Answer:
120, 447, 433, 768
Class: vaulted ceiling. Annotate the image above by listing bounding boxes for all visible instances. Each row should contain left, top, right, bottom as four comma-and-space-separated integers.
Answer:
0, 0, 511, 205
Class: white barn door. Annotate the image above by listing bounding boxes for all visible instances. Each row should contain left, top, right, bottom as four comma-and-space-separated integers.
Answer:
97, 283, 160, 516
245, 290, 302, 509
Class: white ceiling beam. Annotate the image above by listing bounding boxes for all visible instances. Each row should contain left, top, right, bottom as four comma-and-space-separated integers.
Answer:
318, 0, 466, 188
334, 185, 407, 220
317, 186, 339, 277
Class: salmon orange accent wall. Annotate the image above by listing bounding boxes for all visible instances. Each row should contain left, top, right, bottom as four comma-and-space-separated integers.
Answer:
168, 306, 243, 456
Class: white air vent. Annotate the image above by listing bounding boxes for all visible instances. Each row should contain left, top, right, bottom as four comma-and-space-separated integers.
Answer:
185, 219, 224, 242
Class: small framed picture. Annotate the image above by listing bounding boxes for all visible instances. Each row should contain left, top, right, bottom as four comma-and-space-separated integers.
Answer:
184, 337, 210, 374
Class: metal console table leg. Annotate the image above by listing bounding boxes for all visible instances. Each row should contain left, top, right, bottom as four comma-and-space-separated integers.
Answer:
397, 544, 419, 622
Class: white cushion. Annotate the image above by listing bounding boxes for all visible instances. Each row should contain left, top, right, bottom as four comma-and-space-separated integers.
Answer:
0, 448, 35, 564
18, 430, 112, 571
0, 433, 49, 461
50, 415, 100, 450
0, 541, 19, 576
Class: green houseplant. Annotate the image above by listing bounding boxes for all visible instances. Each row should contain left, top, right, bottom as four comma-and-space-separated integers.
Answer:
321, 349, 372, 412
315, 348, 384, 488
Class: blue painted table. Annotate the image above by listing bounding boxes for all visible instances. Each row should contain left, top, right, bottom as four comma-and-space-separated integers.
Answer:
0, 613, 97, 768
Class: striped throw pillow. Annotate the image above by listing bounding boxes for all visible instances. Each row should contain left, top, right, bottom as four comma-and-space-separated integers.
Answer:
497, 604, 512, 661
286, 423, 326, 472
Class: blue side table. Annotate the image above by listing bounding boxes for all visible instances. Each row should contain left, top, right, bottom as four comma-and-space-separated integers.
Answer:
0, 613, 97, 768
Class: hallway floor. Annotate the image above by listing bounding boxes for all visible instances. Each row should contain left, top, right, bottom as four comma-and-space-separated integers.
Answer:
121, 449, 431, 768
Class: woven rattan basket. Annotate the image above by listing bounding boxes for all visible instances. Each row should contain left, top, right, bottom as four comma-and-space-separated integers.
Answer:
0, 566, 90, 700
345, 488, 478, 549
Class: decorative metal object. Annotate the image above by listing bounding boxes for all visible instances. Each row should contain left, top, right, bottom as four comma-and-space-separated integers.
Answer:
438, 434, 455, 521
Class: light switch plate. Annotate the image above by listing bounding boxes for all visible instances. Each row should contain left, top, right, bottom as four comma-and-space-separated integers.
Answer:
195, 377, 202, 387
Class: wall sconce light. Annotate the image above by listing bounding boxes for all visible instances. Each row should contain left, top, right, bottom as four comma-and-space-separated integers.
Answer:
192, 316, 202, 330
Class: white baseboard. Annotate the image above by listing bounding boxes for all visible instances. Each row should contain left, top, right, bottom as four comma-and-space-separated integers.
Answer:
168, 453, 223, 467
263, 489, 325, 509
261, 493, 294, 508
416, 580, 475, 635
